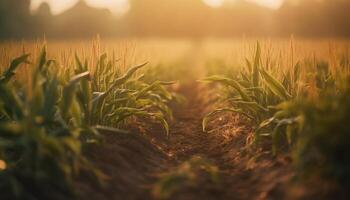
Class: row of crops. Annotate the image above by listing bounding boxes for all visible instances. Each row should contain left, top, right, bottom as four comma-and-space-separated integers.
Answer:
0, 40, 349, 198
202, 43, 350, 189
0, 48, 177, 199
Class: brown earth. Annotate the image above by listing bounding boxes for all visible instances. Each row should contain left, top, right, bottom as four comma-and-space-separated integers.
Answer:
75, 81, 296, 200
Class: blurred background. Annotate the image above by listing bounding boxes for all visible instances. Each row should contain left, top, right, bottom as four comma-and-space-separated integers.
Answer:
1, 0, 350, 39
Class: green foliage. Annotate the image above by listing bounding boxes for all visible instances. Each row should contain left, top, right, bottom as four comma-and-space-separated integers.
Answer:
264, 82, 350, 185
83, 53, 174, 135
293, 85, 350, 186
315, 61, 336, 91
0, 48, 176, 199
201, 42, 294, 143
0, 54, 30, 84
203, 41, 350, 190
0, 50, 91, 199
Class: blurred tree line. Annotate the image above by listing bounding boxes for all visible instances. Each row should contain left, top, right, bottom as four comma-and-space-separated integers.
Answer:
0, 0, 33, 38
0, 0, 350, 39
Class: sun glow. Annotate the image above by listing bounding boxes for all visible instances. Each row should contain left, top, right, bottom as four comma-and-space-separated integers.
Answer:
86, 0, 130, 15
203, 0, 225, 8
247, 0, 284, 9
203, 0, 283, 9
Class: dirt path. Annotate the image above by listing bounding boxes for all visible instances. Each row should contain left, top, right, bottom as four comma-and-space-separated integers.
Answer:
152, 81, 293, 200
76, 81, 292, 200
77, 43, 292, 199
168, 82, 213, 163
162, 82, 234, 200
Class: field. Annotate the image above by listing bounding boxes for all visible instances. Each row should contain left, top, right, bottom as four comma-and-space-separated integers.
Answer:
1, 38, 350, 200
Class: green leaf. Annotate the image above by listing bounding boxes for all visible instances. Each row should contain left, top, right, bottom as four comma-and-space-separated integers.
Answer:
253, 42, 261, 88
0, 54, 30, 83
230, 100, 269, 113
201, 76, 252, 102
61, 72, 90, 119
135, 81, 175, 100
91, 62, 147, 106
94, 125, 129, 134
260, 67, 292, 100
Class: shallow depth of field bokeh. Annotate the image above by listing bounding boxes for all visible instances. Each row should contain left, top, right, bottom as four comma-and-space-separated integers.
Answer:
1, 1, 350, 200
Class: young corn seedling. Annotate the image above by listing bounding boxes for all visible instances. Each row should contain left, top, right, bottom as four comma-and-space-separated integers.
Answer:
0, 49, 98, 199
0, 47, 177, 199
73, 53, 175, 137
201, 42, 306, 154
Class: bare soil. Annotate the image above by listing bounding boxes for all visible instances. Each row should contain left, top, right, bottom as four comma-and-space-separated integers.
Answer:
76, 81, 294, 200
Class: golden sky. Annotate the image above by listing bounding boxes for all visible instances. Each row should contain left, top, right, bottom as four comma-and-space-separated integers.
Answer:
204, 0, 283, 8
30, 0, 284, 15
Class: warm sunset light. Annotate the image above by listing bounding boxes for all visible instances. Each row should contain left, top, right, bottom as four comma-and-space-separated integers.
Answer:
248, 0, 283, 9
203, 0, 225, 8
30, 0, 284, 14
1, 0, 350, 199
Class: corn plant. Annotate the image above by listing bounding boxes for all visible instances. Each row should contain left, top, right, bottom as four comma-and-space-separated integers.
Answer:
73, 53, 175, 137
262, 79, 350, 187
0, 50, 96, 199
202, 41, 350, 163
0, 47, 176, 199
201, 43, 295, 148
293, 84, 350, 187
